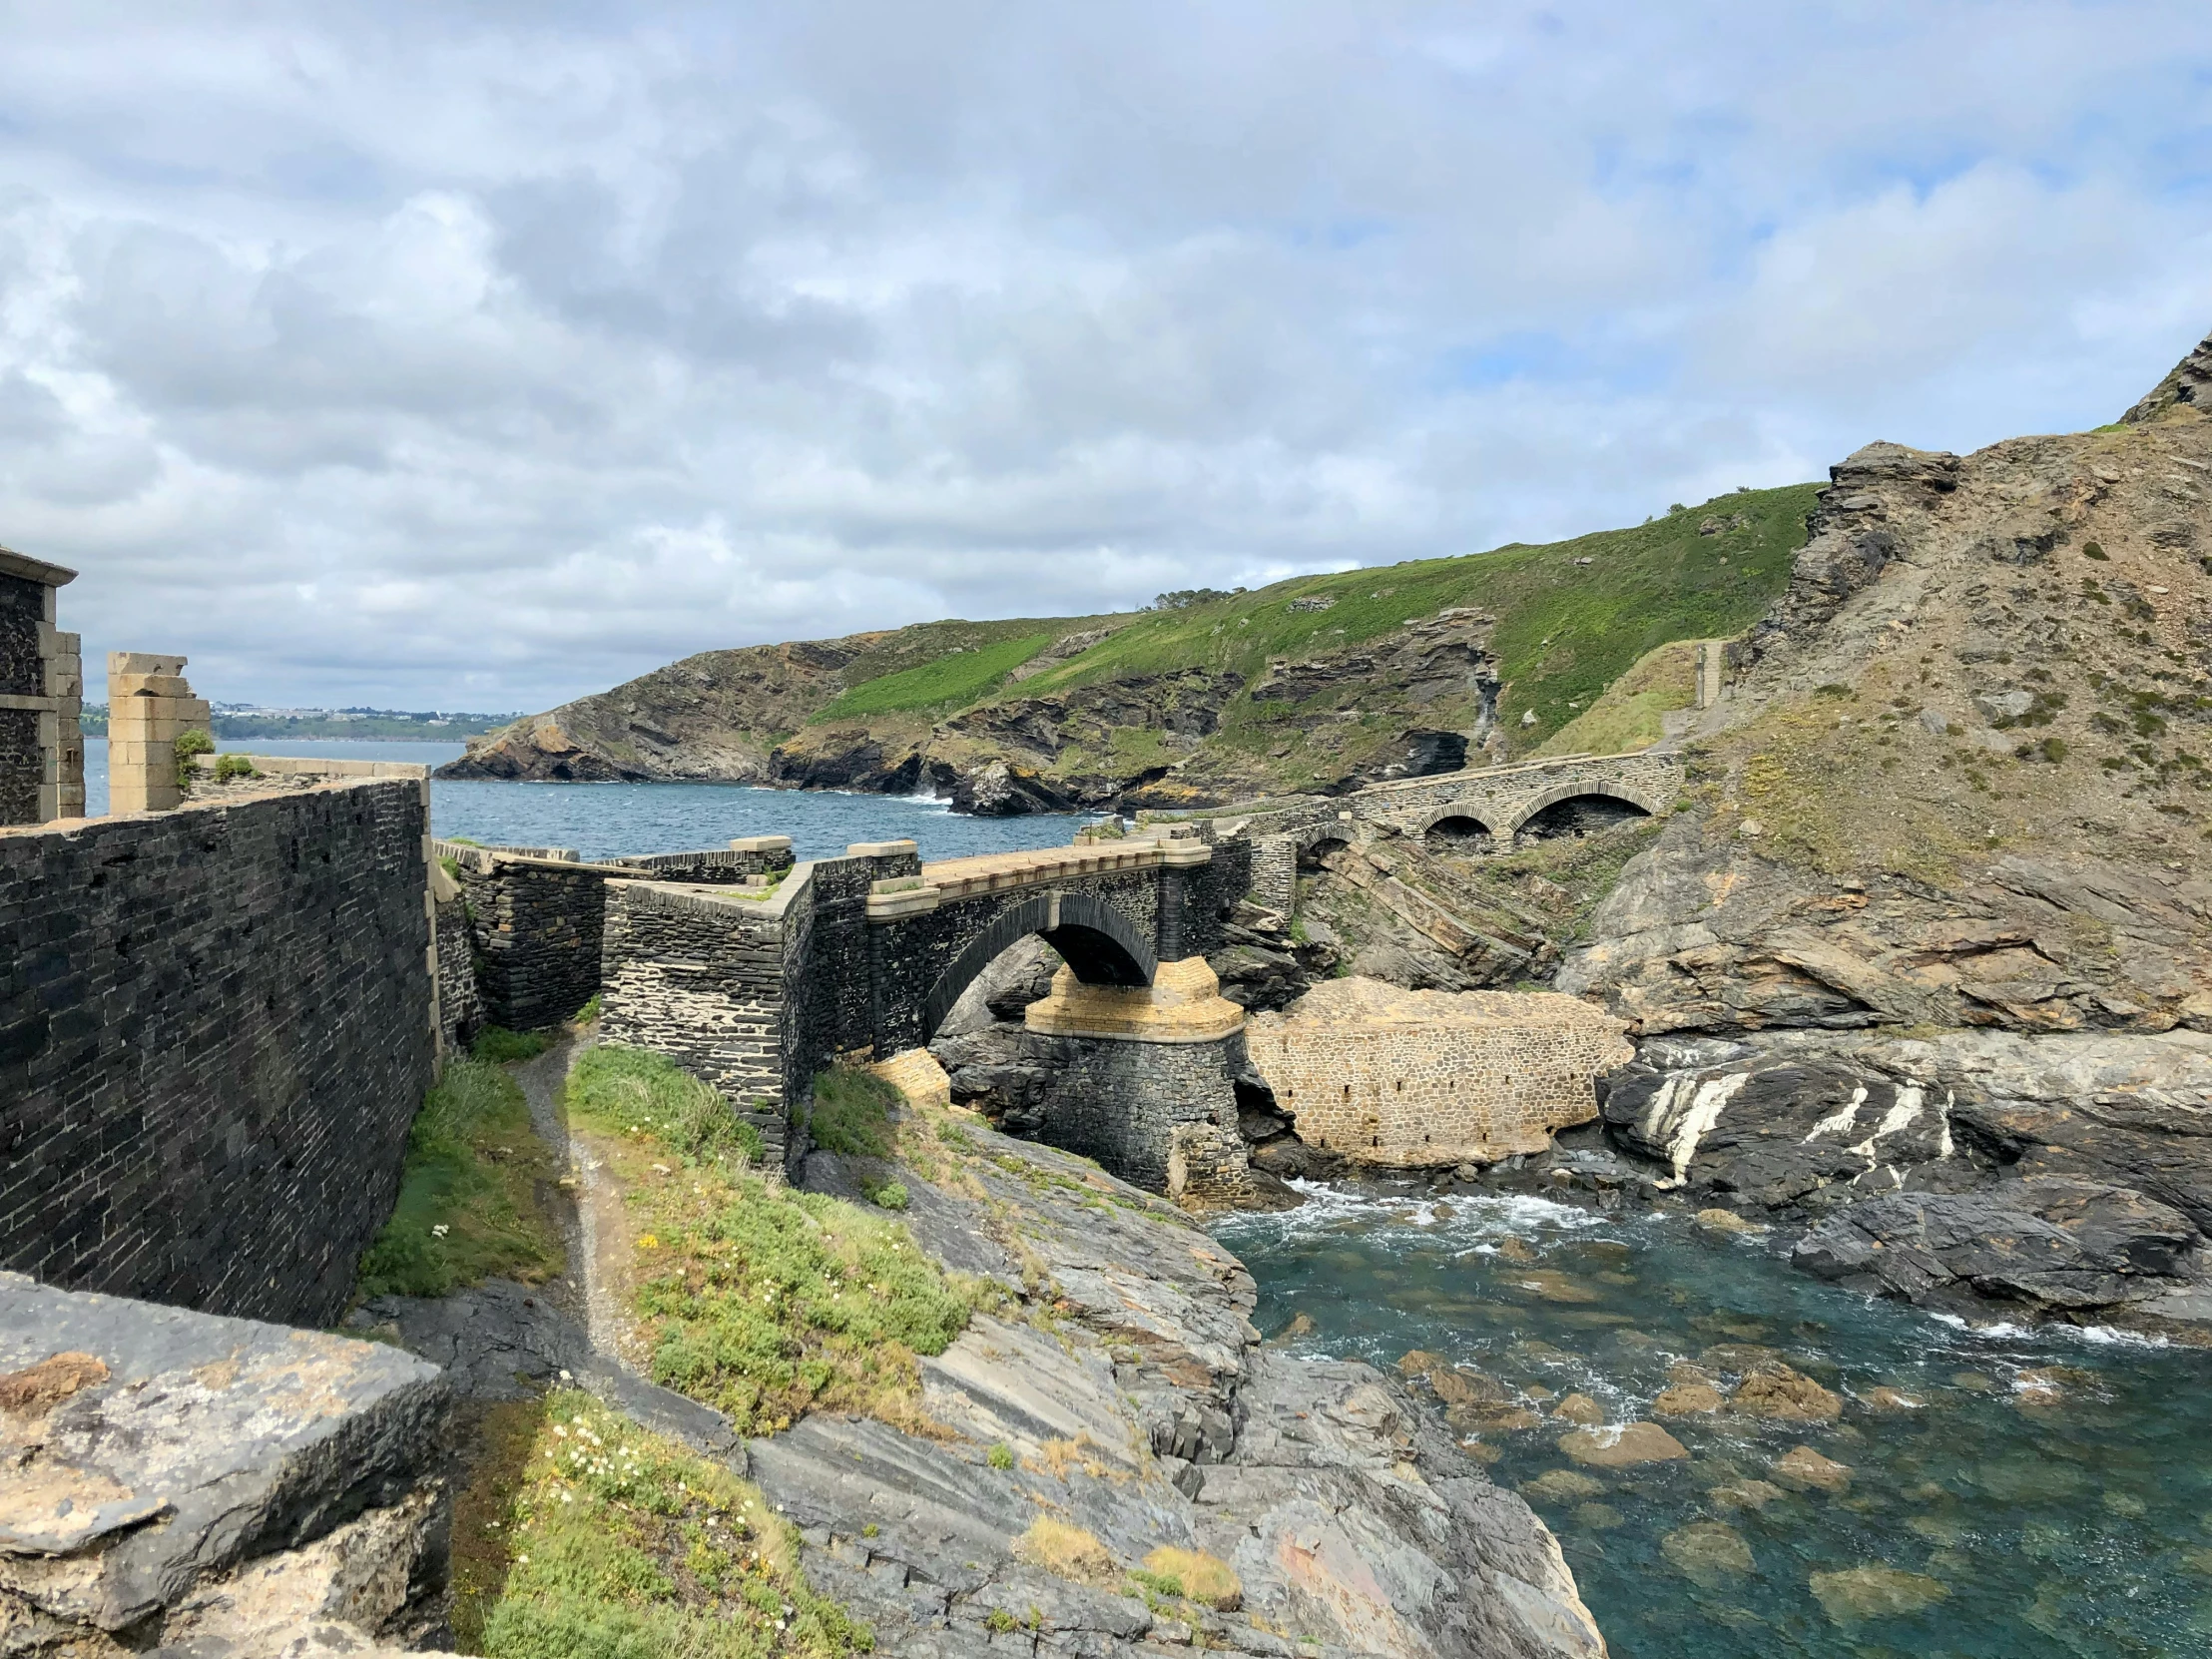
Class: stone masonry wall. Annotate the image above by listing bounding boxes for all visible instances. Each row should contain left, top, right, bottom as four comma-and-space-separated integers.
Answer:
0, 777, 436, 1327
1244, 979, 1634, 1169
1016, 1028, 1247, 1191
438, 843, 609, 1032
600, 879, 794, 1167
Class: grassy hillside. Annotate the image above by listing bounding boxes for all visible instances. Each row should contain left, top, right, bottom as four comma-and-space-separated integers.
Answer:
817, 631, 1057, 720
1002, 484, 1817, 749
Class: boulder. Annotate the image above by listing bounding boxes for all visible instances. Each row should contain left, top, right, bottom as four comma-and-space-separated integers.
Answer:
1772, 1445, 1853, 1494
1728, 1363, 1843, 1422
1558, 1422, 1687, 1467
1792, 1176, 2203, 1315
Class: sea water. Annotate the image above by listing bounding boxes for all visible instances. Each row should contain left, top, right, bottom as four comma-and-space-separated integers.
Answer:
79, 738, 1088, 862
1213, 1183, 2212, 1659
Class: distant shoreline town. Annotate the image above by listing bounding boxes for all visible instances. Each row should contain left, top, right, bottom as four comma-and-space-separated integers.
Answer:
79, 702, 515, 741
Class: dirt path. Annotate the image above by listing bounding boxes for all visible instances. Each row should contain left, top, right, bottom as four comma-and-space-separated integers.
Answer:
512, 1032, 640, 1369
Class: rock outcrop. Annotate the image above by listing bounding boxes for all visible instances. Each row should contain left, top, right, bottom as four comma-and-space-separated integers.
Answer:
0, 1272, 452, 1657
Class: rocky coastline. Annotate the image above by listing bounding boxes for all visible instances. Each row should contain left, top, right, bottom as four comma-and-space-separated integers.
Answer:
352, 1039, 1609, 1659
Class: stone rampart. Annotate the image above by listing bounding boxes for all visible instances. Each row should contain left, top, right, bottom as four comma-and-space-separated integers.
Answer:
0, 774, 436, 1327
437, 836, 802, 1032
1245, 976, 1634, 1168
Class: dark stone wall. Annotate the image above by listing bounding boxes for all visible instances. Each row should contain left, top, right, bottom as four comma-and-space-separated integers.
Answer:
0, 708, 38, 828
0, 780, 436, 1327
435, 892, 484, 1051
1017, 1029, 1246, 1190
0, 571, 40, 697
446, 854, 608, 1032
602, 845, 798, 881
600, 882, 791, 1167
782, 856, 873, 1111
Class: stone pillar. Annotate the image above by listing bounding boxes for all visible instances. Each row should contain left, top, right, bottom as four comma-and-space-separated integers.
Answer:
1252, 833, 1297, 917
107, 653, 211, 815
1019, 957, 1255, 1200
0, 547, 83, 826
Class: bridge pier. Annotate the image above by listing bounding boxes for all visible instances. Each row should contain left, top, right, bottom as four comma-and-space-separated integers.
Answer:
1014, 958, 1257, 1204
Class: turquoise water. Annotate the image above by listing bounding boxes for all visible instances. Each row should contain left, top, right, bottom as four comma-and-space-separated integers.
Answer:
1214, 1184, 2212, 1659
81, 738, 1088, 862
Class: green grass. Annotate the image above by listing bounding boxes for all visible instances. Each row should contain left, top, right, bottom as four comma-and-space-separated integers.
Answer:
354, 1058, 566, 1300
1008, 483, 1819, 750
566, 1045, 767, 1166
806, 1066, 897, 1156
463, 1388, 870, 1658
476, 1026, 555, 1064
814, 632, 1056, 721
564, 1046, 982, 1434
1535, 639, 1703, 757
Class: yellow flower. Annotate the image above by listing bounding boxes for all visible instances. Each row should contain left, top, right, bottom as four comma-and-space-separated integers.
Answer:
639, 1234, 661, 1249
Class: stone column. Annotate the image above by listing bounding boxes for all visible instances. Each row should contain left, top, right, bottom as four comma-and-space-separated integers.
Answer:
0, 548, 83, 826
107, 653, 211, 815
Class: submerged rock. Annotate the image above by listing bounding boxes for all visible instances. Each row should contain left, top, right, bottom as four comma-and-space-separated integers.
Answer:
1808, 1564, 1949, 1624
1772, 1445, 1853, 1493
1661, 1520, 1754, 1586
1559, 1421, 1688, 1467
1728, 1362, 1844, 1422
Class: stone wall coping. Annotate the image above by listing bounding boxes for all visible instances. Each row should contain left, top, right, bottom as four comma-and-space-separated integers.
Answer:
0, 546, 78, 587
607, 859, 820, 922
2, 770, 427, 841
913, 839, 1210, 905
846, 838, 918, 857
210, 753, 431, 783
729, 834, 794, 852
864, 883, 943, 920
1352, 751, 1609, 796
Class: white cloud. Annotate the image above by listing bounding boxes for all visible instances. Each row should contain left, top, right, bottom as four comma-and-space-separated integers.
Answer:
0, 0, 2209, 710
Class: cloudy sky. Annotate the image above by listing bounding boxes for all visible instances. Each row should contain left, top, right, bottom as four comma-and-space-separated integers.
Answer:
4, 2, 2209, 713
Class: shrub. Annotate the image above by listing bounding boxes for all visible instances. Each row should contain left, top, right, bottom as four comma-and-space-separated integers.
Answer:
573, 992, 603, 1024
175, 728, 214, 790
986, 1442, 1015, 1470
213, 752, 258, 782
466, 1389, 870, 1657
869, 1181, 909, 1211
474, 1026, 553, 1065
1143, 1547, 1242, 1611
566, 1045, 981, 1433
567, 1044, 758, 1166
1014, 1517, 1116, 1586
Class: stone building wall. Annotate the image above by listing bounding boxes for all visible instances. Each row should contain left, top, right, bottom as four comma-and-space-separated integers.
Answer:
0, 776, 436, 1327
0, 549, 84, 825
1245, 977, 1634, 1168
438, 842, 609, 1032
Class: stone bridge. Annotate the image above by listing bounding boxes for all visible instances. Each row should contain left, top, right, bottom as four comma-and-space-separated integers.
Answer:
588, 748, 1680, 1199
1329, 750, 1683, 843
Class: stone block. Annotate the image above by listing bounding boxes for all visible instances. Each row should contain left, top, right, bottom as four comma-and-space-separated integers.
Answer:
0, 1272, 450, 1645
846, 838, 919, 858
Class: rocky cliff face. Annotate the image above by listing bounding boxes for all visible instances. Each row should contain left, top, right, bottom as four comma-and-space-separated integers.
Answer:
1552, 328, 2212, 1337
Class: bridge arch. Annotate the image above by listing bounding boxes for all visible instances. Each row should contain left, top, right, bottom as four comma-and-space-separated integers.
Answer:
1501, 780, 1663, 837
1413, 804, 1503, 840
921, 889, 1158, 1038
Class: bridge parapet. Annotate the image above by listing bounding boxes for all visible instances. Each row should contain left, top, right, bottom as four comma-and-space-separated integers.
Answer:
1346, 750, 1684, 839
869, 836, 1212, 919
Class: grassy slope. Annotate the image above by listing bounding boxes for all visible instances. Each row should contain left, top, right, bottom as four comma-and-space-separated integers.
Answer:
817, 631, 1056, 721
799, 487, 1817, 794
354, 1049, 566, 1301
1534, 639, 1704, 757
1006, 485, 1817, 748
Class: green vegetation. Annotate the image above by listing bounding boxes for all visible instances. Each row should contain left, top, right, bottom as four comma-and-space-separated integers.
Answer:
574, 992, 603, 1024
475, 1026, 554, 1065
566, 1045, 766, 1166
455, 1388, 870, 1657
806, 1066, 897, 1157
986, 1441, 1015, 1471
564, 1046, 982, 1434
1005, 483, 1817, 749
1535, 638, 1703, 757
815, 632, 1056, 721
869, 1181, 909, 1212
175, 728, 214, 790
354, 1058, 565, 1300
212, 752, 258, 782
